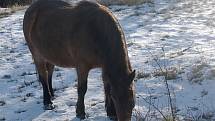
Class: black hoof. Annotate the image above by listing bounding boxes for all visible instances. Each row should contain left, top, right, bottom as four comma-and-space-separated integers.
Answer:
109, 116, 117, 121
44, 104, 55, 110
76, 114, 86, 120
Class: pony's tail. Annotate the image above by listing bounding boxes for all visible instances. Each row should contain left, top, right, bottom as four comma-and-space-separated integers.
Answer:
23, 3, 38, 44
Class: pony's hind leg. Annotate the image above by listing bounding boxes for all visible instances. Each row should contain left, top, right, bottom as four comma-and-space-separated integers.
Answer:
102, 72, 117, 120
76, 65, 90, 119
46, 63, 55, 98
34, 60, 54, 110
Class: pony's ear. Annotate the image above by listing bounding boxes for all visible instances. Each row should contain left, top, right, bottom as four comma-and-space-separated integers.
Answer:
129, 70, 136, 83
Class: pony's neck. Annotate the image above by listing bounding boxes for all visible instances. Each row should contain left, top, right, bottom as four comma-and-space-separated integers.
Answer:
104, 45, 132, 81
101, 14, 132, 81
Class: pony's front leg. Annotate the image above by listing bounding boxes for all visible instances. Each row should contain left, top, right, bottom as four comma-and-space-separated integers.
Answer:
102, 72, 117, 120
104, 82, 117, 121
76, 66, 90, 119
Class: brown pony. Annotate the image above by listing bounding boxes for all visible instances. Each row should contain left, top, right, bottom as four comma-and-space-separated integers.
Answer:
23, 0, 135, 120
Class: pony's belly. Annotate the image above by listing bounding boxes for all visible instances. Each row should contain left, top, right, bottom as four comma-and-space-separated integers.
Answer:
39, 50, 101, 68
30, 33, 102, 68
47, 58, 76, 68
39, 52, 77, 67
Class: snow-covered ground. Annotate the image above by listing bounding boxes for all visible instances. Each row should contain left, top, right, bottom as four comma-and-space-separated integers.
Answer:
1, 0, 215, 120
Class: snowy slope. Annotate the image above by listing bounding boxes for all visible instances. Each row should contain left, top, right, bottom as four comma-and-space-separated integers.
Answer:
1, 0, 215, 120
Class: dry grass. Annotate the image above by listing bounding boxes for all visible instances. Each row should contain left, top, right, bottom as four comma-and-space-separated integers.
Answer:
0, 0, 32, 8
98, 0, 153, 6
122, 0, 153, 5
153, 67, 178, 80
0, 5, 27, 18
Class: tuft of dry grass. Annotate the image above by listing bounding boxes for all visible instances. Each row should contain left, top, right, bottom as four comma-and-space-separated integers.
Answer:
136, 71, 151, 80
0, 0, 32, 8
153, 67, 178, 80
0, 5, 27, 18
0, 8, 11, 18
187, 61, 209, 84
121, 0, 153, 5
98, 0, 153, 6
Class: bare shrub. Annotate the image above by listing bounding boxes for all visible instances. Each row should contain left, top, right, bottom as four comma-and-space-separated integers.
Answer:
145, 46, 177, 121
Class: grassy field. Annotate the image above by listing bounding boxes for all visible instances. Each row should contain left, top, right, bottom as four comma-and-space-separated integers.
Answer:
0, 5, 29, 18
0, 0, 32, 8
